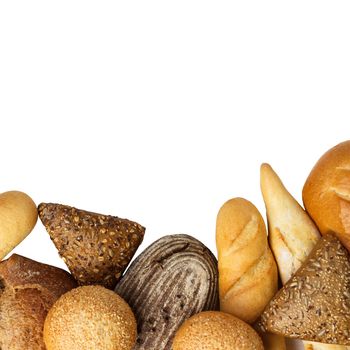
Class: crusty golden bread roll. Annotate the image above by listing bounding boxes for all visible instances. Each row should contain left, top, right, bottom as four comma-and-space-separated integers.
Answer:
0, 254, 77, 350
43, 286, 137, 350
260, 163, 320, 284
303, 140, 350, 250
216, 198, 278, 324
261, 163, 348, 350
0, 191, 37, 260
172, 311, 264, 350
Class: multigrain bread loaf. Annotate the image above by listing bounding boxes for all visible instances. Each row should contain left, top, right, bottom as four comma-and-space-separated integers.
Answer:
0, 254, 77, 350
115, 234, 219, 350
260, 163, 348, 350
172, 311, 264, 350
0, 191, 37, 260
260, 163, 320, 284
260, 234, 350, 345
38, 203, 145, 288
44, 285, 137, 350
303, 141, 350, 250
216, 197, 278, 324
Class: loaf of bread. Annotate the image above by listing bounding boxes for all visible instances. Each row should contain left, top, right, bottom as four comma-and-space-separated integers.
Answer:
172, 311, 264, 350
216, 198, 278, 324
0, 191, 37, 260
261, 163, 348, 350
0, 254, 77, 350
115, 234, 219, 350
303, 140, 350, 250
44, 285, 137, 350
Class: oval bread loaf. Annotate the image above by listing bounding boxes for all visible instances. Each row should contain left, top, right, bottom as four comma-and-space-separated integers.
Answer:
115, 234, 219, 350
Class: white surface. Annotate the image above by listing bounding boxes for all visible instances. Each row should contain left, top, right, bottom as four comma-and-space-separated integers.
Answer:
1, 2, 350, 349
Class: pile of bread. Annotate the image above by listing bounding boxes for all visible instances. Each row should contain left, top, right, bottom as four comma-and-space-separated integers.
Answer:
1, 140, 350, 350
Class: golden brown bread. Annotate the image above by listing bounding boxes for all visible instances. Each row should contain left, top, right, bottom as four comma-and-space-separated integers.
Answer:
0, 191, 37, 260
0, 254, 77, 350
43, 285, 137, 350
260, 163, 320, 284
172, 311, 264, 350
216, 198, 278, 324
303, 140, 350, 250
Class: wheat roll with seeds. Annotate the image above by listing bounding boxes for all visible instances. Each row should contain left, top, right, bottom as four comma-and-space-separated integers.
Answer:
44, 285, 137, 350
172, 311, 264, 350
38, 203, 145, 288
260, 163, 349, 350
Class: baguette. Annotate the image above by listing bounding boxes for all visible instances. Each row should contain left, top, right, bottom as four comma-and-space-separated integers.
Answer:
260, 163, 349, 350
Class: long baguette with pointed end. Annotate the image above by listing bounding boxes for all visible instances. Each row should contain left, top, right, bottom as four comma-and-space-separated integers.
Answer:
260, 163, 349, 350
115, 234, 219, 350
38, 203, 145, 289
260, 163, 320, 285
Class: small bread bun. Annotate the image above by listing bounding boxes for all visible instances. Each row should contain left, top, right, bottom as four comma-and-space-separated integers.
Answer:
172, 311, 263, 350
0, 191, 37, 260
303, 141, 350, 250
43, 285, 137, 350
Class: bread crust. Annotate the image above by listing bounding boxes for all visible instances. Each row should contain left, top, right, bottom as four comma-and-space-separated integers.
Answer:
216, 197, 278, 324
0, 254, 77, 350
303, 141, 350, 250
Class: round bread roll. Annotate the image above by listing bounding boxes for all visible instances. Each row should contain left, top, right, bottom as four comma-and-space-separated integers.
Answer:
303, 141, 350, 250
172, 311, 264, 350
43, 285, 137, 350
0, 191, 37, 260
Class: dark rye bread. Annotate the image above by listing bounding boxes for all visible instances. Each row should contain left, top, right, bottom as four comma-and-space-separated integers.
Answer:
115, 234, 219, 350
259, 234, 350, 345
0, 254, 77, 350
38, 203, 145, 289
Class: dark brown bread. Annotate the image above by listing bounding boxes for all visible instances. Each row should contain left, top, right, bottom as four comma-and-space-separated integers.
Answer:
0, 254, 77, 350
259, 234, 350, 345
38, 202, 145, 288
115, 234, 219, 350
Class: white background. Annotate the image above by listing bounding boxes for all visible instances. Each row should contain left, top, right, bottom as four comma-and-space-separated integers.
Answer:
1, 2, 350, 349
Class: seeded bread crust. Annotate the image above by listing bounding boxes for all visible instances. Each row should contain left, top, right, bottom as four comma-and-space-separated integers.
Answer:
0, 254, 77, 350
260, 234, 350, 345
43, 286, 137, 350
38, 203, 145, 288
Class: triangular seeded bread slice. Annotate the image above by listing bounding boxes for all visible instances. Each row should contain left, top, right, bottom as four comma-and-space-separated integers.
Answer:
259, 234, 350, 345
38, 203, 145, 289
